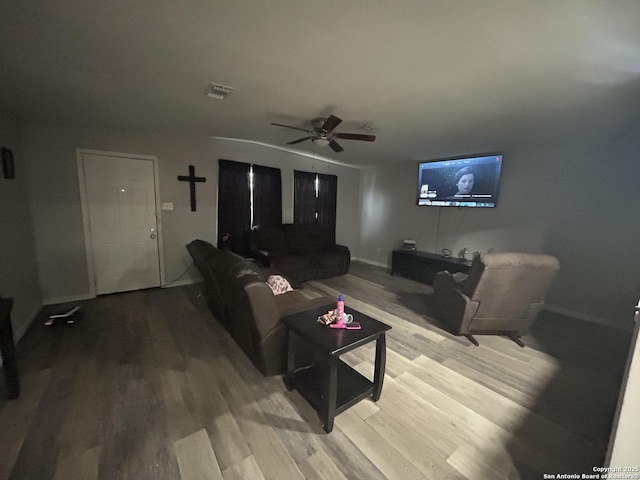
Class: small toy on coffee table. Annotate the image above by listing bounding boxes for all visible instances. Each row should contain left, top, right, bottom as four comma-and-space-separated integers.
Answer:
317, 309, 338, 325
317, 304, 361, 330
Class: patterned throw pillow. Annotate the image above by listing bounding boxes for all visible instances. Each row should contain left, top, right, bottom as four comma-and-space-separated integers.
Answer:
266, 274, 294, 295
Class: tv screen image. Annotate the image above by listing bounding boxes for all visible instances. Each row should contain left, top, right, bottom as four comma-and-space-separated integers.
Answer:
417, 154, 503, 208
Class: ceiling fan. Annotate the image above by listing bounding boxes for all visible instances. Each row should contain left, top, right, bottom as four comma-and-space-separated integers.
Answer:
270, 115, 376, 153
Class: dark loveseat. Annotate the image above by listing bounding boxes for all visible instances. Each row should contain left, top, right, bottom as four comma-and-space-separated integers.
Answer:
248, 223, 350, 285
186, 239, 334, 376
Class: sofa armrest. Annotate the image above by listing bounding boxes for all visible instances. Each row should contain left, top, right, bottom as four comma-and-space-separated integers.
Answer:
333, 244, 350, 255
243, 281, 282, 341
250, 249, 276, 268
259, 294, 334, 376
330, 244, 351, 271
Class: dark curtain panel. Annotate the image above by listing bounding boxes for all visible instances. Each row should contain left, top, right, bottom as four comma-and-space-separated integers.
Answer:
294, 170, 337, 242
217, 159, 250, 255
252, 164, 282, 228
317, 173, 337, 241
293, 170, 317, 224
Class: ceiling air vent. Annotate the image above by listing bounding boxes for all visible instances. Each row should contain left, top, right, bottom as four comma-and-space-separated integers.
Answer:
207, 83, 234, 100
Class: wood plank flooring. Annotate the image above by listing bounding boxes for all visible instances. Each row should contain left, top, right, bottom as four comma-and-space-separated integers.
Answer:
0, 261, 631, 480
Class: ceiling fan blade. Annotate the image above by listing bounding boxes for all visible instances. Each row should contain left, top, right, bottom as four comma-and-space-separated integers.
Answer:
270, 123, 314, 134
287, 136, 313, 145
329, 139, 344, 153
322, 115, 342, 132
333, 133, 376, 142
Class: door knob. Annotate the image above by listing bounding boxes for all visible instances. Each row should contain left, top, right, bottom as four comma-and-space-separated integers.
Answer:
150, 233, 156, 239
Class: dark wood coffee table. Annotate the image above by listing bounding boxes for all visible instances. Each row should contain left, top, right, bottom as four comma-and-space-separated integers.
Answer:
282, 304, 391, 433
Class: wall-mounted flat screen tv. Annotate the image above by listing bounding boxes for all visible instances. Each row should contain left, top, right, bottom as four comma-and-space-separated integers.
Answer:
417, 154, 503, 208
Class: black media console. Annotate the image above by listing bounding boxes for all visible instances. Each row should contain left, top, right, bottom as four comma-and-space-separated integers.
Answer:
391, 249, 472, 285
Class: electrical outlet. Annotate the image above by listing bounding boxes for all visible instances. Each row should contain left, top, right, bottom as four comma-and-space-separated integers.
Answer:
161, 202, 174, 211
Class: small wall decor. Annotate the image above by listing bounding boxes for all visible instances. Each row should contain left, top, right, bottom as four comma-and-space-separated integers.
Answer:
177, 165, 206, 211
2, 147, 15, 180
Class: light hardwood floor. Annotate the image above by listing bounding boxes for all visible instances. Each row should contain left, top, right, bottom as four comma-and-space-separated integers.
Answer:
0, 261, 631, 480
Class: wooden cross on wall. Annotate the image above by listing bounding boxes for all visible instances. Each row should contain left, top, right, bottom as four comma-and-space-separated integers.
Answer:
177, 165, 206, 211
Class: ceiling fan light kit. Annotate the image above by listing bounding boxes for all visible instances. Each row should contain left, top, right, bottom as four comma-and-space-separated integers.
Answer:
312, 137, 330, 147
270, 114, 376, 153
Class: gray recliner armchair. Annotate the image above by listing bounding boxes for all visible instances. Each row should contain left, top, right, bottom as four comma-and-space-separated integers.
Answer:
431, 252, 560, 347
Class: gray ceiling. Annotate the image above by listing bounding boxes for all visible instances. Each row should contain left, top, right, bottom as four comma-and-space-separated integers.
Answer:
1, 1, 639, 165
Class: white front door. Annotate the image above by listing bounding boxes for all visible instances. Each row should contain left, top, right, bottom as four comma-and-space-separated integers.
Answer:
81, 152, 161, 294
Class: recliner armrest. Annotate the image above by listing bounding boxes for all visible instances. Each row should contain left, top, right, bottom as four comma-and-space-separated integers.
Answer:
431, 283, 479, 335
434, 271, 463, 291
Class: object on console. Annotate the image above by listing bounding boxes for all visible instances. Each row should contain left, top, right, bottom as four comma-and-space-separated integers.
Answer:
402, 239, 417, 251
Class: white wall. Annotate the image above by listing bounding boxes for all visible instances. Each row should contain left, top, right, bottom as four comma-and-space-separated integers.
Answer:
0, 112, 41, 340
359, 131, 640, 331
21, 123, 361, 303
18, 117, 640, 331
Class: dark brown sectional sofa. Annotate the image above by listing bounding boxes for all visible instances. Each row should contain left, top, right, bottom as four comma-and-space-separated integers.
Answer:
248, 223, 350, 286
186, 239, 334, 376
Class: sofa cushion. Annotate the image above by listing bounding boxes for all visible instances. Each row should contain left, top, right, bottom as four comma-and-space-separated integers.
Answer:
283, 223, 331, 254
273, 290, 309, 312
313, 250, 345, 268
275, 292, 334, 318
210, 249, 246, 280
257, 225, 289, 256
248, 224, 349, 288
269, 254, 309, 273
229, 258, 264, 280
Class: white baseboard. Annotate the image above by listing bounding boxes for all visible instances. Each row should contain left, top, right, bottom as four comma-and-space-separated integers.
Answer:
544, 305, 633, 332
352, 257, 390, 269
162, 278, 200, 288
43, 293, 95, 305
42, 279, 199, 303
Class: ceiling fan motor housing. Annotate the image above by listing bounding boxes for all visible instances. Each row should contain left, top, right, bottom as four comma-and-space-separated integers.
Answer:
312, 117, 327, 131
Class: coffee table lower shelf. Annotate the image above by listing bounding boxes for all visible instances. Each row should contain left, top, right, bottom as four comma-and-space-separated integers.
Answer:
288, 360, 374, 424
